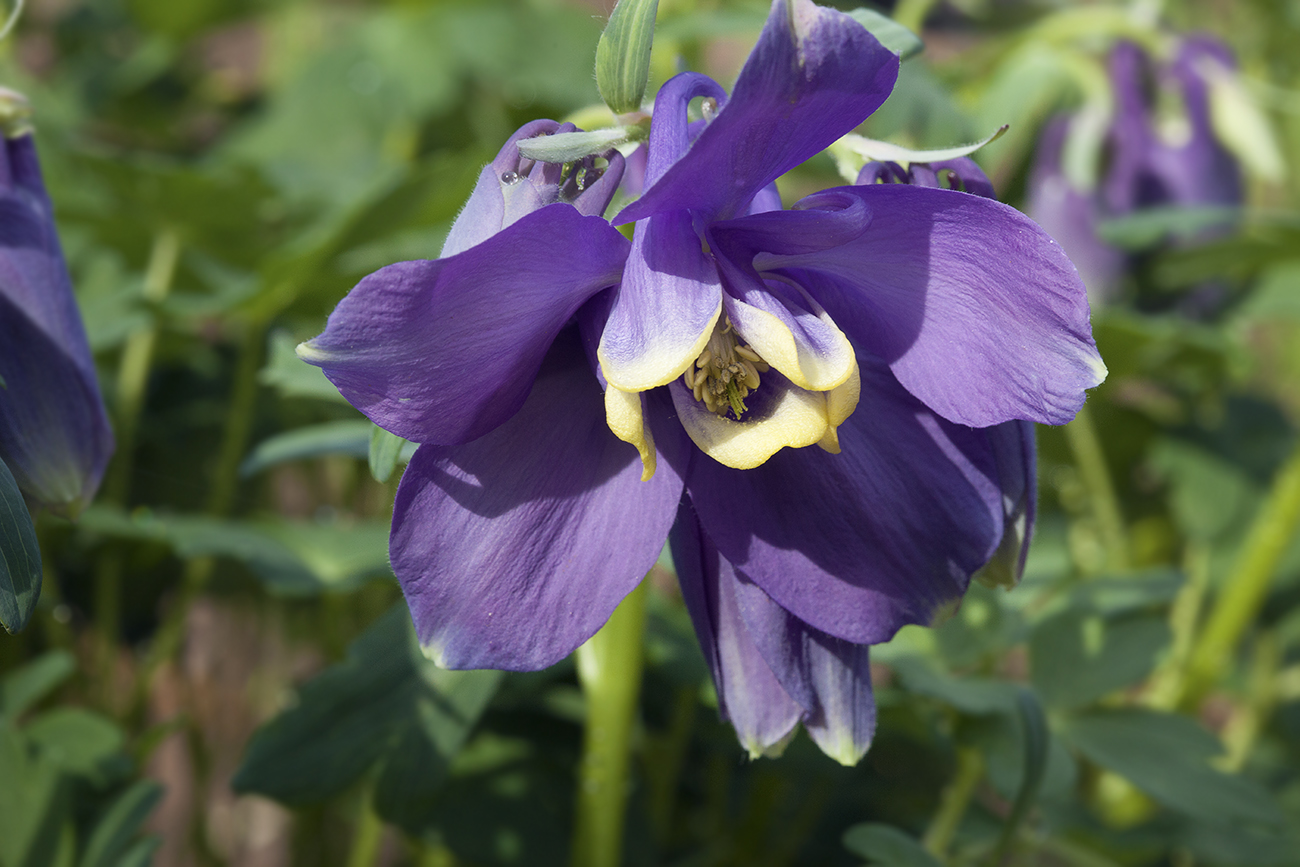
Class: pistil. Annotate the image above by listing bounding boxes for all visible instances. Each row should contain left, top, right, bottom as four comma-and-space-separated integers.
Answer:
683, 318, 769, 420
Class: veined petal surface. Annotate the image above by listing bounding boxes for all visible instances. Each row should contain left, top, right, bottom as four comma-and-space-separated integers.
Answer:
390, 331, 682, 671
598, 208, 722, 391
731, 573, 876, 765
299, 205, 628, 445
686, 355, 1003, 645
736, 184, 1106, 427
671, 509, 802, 758
617, 0, 898, 223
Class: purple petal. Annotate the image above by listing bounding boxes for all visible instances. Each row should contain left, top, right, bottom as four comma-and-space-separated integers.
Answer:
670, 509, 803, 757
0, 134, 113, 509
390, 330, 682, 670
718, 184, 1106, 427
598, 208, 722, 391
1028, 118, 1125, 305
925, 158, 996, 199
616, 0, 898, 224
731, 574, 876, 765
442, 121, 627, 257
976, 420, 1036, 589
685, 354, 1004, 645
0, 296, 114, 509
300, 205, 628, 445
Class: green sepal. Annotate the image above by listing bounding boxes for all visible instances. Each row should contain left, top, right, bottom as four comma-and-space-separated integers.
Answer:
595, 0, 660, 115
516, 127, 634, 164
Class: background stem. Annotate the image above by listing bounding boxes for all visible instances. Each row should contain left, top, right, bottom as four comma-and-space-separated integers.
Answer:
571, 581, 648, 867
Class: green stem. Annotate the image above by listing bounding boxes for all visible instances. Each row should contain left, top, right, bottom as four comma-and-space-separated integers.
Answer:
1063, 404, 1130, 573
93, 229, 181, 703
923, 747, 983, 860
893, 0, 939, 33
129, 320, 268, 721
1182, 441, 1300, 707
571, 581, 648, 867
1143, 543, 1210, 711
346, 790, 385, 867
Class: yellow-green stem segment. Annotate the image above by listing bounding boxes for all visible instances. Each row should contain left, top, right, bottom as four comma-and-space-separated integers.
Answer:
1064, 404, 1130, 573
1181, 441, 1300, 707
571, 581, 648, 867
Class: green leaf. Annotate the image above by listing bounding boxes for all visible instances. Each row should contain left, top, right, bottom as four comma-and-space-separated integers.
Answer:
258, 331, 351, 404
595, 0, 659, 114
1095, 206, 1240, 251
994, 691, 1050, 857
77, 780, 164, 867
515, 128, 633, 163
842, 823, 942, 867
233, 605, 502, 824
0, 651, 76, 719
368, 425, 409, 484
0, 454, 42, 634
0, 722, 68, 867
241, 420, 374, 477
1148, 439, 1258, 541
846, 8, 923, 60
1029, 609, 1169, 710
76, 506, 392, 596
25, 709, 126, 785
1062, 709, 1285, 826
891, 656, 1019, 714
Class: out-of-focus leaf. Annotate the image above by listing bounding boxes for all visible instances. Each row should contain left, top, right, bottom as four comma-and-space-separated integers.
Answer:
25, 709, 126, 786
234, 605, 502, 831
0, 454, 42, 634
1065, 569, 1183, 615
0, 651, 76, 719
995, 690, 1050, 856
368, 426, 408, 484
1095, 207, 1241, 251
0, 722, 67, 867
77, 506, 391, 596
1148, 439, 1258, 540
77, 780, 164, 867
846, 9, 923, 59
842, 823, 941, 867
890, 656, 1019, 714
1062, 709, 1285, 825
1030, 609, 1169, 710
241, 421, 373, 477
258, 331, 351, 404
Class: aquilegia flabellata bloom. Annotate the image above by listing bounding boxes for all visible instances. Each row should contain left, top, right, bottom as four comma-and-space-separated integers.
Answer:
301, 0, 1105, 762
0, 91, 114, 513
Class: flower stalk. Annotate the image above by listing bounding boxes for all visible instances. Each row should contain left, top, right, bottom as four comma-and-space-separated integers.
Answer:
922, 746, 983, 859
1181, 440, 1300, 707
571, 580, 648, 867
1063, 404, 1130, 572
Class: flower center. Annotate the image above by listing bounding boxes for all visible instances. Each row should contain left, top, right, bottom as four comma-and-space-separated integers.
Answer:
682, 318, 770, 420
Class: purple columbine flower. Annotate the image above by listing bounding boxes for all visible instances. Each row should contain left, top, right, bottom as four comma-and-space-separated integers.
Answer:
1028, 36, 1242, 304
300, 0, 1103, 763
0, 92, 114, 513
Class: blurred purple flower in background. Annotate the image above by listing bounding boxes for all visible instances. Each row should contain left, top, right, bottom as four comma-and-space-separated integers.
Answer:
1029, 36, 1243, 305
0, 91, 114, 514
301, 0, 1104, 763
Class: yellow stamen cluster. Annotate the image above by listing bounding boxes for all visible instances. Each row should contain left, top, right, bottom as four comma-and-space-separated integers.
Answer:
683, 318, 770, 419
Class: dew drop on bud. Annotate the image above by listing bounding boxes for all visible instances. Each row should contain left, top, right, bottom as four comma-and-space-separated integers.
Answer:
501, 170, 522, 185
701, 97, 718, 123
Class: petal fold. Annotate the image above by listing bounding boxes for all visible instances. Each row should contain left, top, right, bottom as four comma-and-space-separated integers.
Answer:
685, 355, 1004, 644
300, 205, 628, 445
390, 331, 682, 670
616, 0, 898, 223
740, 184, 1106, 427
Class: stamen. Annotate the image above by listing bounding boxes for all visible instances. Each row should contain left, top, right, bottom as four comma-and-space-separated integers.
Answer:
680, 317, 769, 420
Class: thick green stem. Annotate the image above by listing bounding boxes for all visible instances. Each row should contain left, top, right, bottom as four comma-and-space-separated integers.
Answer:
346, 790, 385, 867
1064, 404, 1130, 573
93, 229, 181, 697
571, 581, 648, 867
1182, 441, 1300, 707
923, 747, 983, 859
